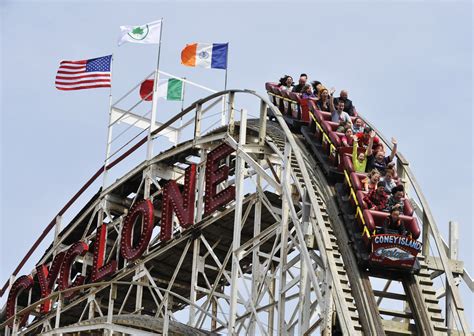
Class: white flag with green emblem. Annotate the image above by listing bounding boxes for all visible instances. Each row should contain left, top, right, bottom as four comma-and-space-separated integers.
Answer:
118, 20, 162, 46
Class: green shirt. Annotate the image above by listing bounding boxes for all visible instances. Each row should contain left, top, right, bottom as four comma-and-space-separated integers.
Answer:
352, 142, 367, 173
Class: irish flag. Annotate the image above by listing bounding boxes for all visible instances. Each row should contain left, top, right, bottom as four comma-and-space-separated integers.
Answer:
140, 78, 183, 101
181, 43, 228, 70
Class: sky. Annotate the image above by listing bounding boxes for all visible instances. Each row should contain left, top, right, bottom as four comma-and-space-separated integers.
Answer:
1, 0, 473, 329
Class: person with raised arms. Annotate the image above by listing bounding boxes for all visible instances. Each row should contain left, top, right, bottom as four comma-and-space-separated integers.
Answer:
356, 126, 381, 148
351, 130, 375, 173
329, 87, 352, 124
366, 137, 397, 175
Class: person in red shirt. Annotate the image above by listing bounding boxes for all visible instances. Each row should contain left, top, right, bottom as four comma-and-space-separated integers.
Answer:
363, 181, 388, 211
341, 127, 354, 147
356, 126, 380, 148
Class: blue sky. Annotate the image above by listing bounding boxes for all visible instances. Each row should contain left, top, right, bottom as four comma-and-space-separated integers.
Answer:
1, 0, 472, 327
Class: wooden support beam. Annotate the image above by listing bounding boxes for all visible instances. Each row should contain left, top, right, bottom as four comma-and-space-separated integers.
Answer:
373, 290, 407, 301
381, 319, 417, 335
378, 308, 413, 319
424, 256, 464, 274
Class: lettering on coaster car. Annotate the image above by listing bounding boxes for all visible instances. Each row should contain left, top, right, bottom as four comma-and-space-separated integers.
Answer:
373, 247, 414, 261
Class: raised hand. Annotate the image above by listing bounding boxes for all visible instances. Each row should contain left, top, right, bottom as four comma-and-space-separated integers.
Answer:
330, 87, 336, 95
369, 130, 376, 138
391, 137, 397, 145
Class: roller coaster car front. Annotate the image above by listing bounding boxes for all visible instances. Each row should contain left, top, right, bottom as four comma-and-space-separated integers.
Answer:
368, 234, 422, 271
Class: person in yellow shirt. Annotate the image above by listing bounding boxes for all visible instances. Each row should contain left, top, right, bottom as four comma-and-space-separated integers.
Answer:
351, 130, 375, 172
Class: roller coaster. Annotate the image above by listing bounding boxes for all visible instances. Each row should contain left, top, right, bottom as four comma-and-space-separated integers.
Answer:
0, 75, 472, 335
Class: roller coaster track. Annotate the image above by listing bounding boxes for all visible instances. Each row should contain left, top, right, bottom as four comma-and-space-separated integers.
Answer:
1, 87, 471, 335
255, 121, 448, 335
253, 120, 366, 334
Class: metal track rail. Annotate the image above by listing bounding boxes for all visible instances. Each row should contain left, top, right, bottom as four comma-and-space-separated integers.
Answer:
403, 258, 448, 335
253, 121, 449, 335
249, 121, 365, 335
294, 132, 447, 335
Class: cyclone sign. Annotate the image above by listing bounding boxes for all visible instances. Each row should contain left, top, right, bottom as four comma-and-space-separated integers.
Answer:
370, 234, 422, 268
4, 143, 237, 327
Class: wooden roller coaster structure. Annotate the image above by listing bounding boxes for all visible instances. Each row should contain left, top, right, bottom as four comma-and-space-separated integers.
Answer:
0, 81, 472, 335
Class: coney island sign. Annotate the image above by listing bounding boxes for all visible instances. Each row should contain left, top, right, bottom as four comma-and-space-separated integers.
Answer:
370, 234, 422, 268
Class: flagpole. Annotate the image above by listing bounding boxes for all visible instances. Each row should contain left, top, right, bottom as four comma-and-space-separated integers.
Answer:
178, 77, 186, 144
147, 18, 164, 161
224, 68, 228, 91
222, 42, 229, 126
224, 43, 229, 90
102, 54, 114, 188
180, 77, 186, 112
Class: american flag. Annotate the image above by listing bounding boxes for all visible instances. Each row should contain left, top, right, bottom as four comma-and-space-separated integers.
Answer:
55, 55, 112, 91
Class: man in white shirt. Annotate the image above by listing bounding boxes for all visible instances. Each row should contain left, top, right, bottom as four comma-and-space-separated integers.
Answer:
330, 96, 352, 124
